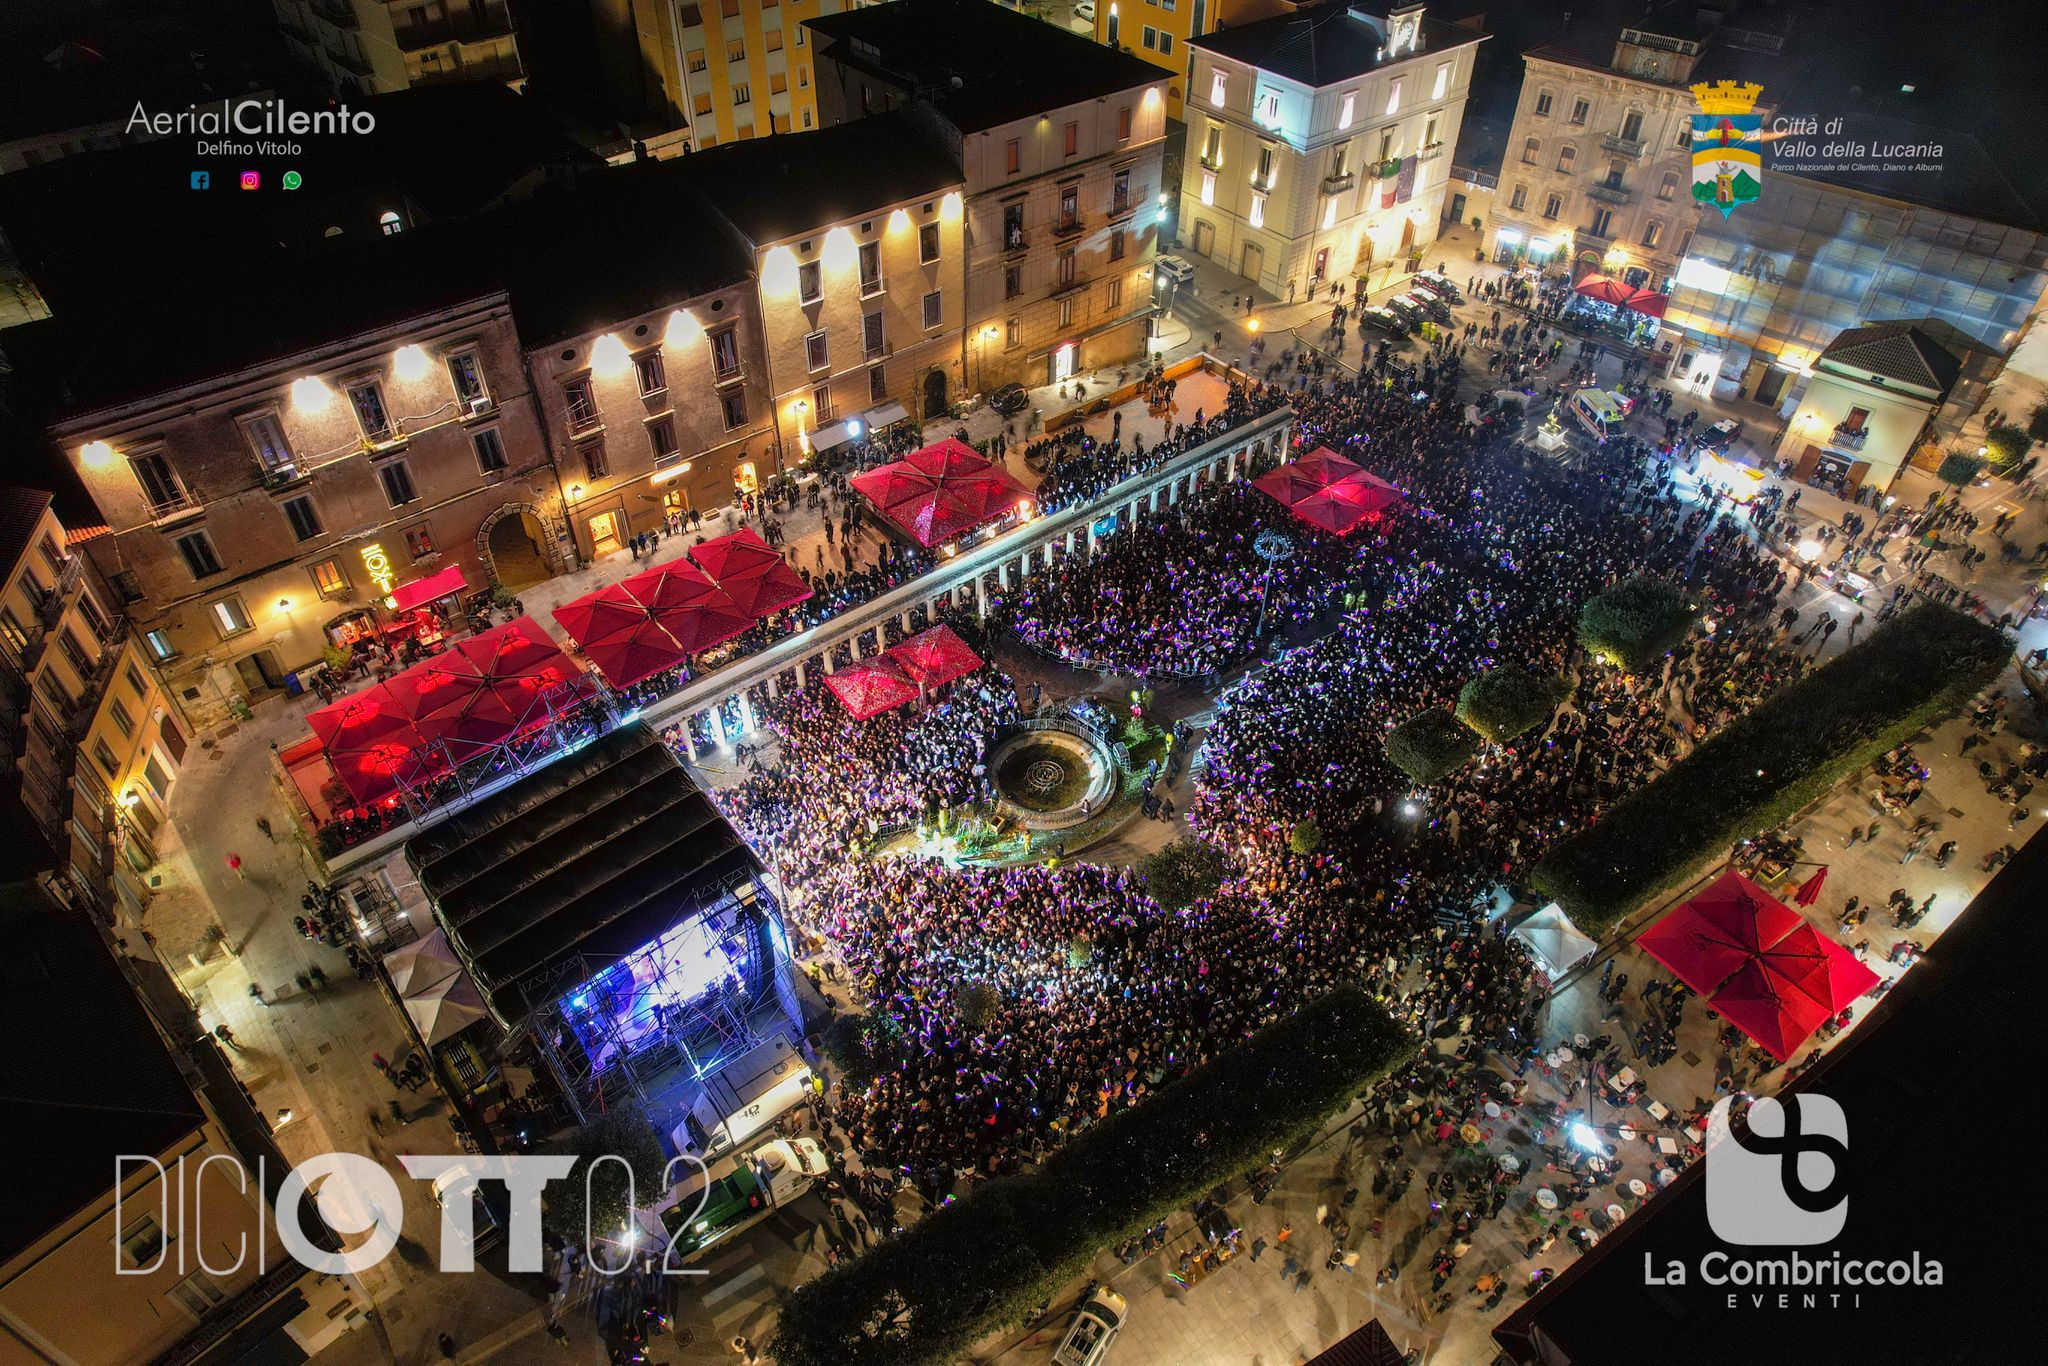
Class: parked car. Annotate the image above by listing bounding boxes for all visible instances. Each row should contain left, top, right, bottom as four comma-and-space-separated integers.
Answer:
1396, 290, 1451, 323
1410, 271, 1464, 303
1074, 0, 1097, 21
1383, 296, 1424, 329
1052, 1288, 1127, 1366
1358, 306, 1411, 336
1153, 255, 1196, 289
1695, 417, 1743, 453
990, 382, 1029, 416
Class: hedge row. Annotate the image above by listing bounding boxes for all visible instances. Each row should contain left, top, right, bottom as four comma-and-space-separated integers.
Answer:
770, 987, 1413, 1366
1531, 603, 2008, 936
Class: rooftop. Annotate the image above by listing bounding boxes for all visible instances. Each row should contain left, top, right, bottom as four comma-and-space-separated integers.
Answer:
668, 111, 962, 246
806, 0, 1164, 133
0, 879, 207, 1265
0, 483, 53, 578
1493, 815, 2042, 1365
1817, 320, 1964, 394
1191, 2, 1485, 89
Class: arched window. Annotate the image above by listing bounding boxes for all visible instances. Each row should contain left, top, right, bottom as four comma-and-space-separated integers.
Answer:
378, 211, 403, 236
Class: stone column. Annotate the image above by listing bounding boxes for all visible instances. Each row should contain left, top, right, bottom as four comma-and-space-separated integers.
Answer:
736, 690, 757, 736
974, 574, 988, 618
766, 674, 780, 701
794, 660, 808, 689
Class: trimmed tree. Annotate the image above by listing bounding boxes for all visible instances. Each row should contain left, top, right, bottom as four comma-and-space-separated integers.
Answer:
956, 982, 1000, 1033
1578, 576, 1697, 673
1138, 838, 1227, 909
1937, 451, 1985, 488
1288, 815, 1324, 855
2027, 402, 2048, 445
1456, 668, 1567, 744
1384, 709, 1480, 784
1984, 424, 2032, 475
541, 1103, 668, 1243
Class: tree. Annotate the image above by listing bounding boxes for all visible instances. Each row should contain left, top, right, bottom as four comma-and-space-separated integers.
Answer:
1578, 576, 1696, 673
1456, 669, 1567, 744
1383, 709, 1479, 784
1288, 815, 1324, 855
956, 982, 1000, 1033
1937, 451, 1985, 488
2027, 402, 2048, 446
821, 1013, 904, 1086
1983, 424, 2032, 475
1138, 839, 1226, 909
1065, 935, 1094, 970
542, 1104, 669, 1244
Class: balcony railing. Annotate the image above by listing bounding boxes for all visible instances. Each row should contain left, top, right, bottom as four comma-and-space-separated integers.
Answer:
1586, 181, 1633, 205
1321, 171, 1357, 195
1002, 228, 1028, 254
1601, 133, 1646, 158
257, 461, 308, 490
147, 488, 202, 523
1831, 425, 1870, 451
310, 0, 359, 29
393, 8, 515, 52
1052, 215, 1085, 239
1415, 143, 1445, 161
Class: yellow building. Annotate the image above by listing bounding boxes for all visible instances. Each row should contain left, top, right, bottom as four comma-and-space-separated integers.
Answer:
0, 488, 191, 924
1095, 0, 1273, 118
605, 0, 855, 151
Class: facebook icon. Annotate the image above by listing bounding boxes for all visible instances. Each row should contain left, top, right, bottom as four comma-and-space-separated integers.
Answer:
190, 171, 211, 190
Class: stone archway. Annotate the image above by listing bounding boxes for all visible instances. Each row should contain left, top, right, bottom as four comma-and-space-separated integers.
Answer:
922, 367, 950, 419
475, 500, 572, 588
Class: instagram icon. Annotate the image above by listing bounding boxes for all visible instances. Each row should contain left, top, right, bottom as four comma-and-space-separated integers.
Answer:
239, 171, 261, 190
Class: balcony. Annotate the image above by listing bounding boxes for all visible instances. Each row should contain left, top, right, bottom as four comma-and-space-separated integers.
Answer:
147, 489, 203, 525
1108, 194, 1133, 220
1001, 228, 1028, 255
257, 461, 309, 491
1586, 180, 1634, 205
310, 0, 359, 29
1830, 424, 1870, 451
1052, 215, 1085, 239
1199, 153, 1223, 173
1601, 133, 1646, 158
1051, 274, 1090, 299
393, 7, 515, 52
1415, 142, 1445, 161
1321, 171, 1357, 196
1576, 225, 1614, 250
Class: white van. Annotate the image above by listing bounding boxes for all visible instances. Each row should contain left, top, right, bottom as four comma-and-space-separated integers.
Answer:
670, 1036, 814, 1157
1052, 1288, 1127, 1366
1567, 389, 1633, 444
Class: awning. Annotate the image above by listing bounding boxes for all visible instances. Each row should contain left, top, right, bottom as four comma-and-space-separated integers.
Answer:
861, 400, 910, 429
1251, 446, 1403, 536
1510, 904, 1598, 977
809, 418, 861, 454
887, 623, 984, 689
824, 657, 921, 719
387, 564, 469, 613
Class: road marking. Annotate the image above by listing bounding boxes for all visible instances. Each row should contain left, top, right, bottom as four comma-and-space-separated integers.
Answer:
703, 1263, 768, 1318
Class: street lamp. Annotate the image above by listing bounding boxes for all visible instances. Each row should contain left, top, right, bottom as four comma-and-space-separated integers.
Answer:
1252, 528, 1295, 637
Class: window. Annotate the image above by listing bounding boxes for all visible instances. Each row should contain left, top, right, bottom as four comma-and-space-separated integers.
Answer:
455, 428, 503, 482
1063, 121, 1079, 157
378, 211, 403, 235
1006, 138, 1021, 174
1255, 86, 1281, 125
727, 38, 744, 61
921, 290, 943, 329
799, 65, 808, 88
1006, 316, 1020, 349
210, 596, 252, 638
1338, 92, 1355, 129
580, 440, 608, 480
1433, 62, 1450, 101
1059, 297, 1073, 328
859, 240, 882, 292
1255, 145, 1275, 187
404, 524, 435, 559
447, 350, 489, 407
1642, 220, 1663, 249
1110, 227, 1126, 261
378, 462, 417, 508
732, 83, 751, 105
311, 559, 349, 599
93, 737, 119, 777
1323, 199, 1338, 229
0, 607, 25, 656
1198, 167, 1216, 205
1542, 193, 1562, 220
863, 311, 886, 355
1112, 167, 1131, 214
810, 384, 831, 419
347, 379, 392, 442
1202, 124, 1221, 165
919, 222, 940, 263
1508, 184, 1528, 211
1556, 145, 1575, 173
648, 416, 680, 462
1059, 184, 1079, 228
1589, 208, 1613, 237
124, 663, 146, 697
281, 495, 323, 542
1384, 78, 1402, 116
1522, 137, 1539, 165
120, 1215, 166, 1268
869, 366, 888, 403
1620, 109, 1644, 142
1209, 69, 1227, 106
175, 531, 223, 579
1004, 265, 1022, 298
110, 697, 136, 737
1108, 277, 1123, 308
1158, 31, 1173, 55
145, 629, 176, 661
687, 50, 706, 73
1423, 114, 1440, 149
633, 349, 666, 395
1675, 123, 1691, 149
1569, 97, 1589, 125
129, 448, 185, 514
240, 412, 295, 474
563, 377, 598, 430
1117, 106, 1132, 141
798, 259, 821, 303
1534, 90, 1553, 117
1657, 170, 1679, 201
720, 386, 748, 430
1003, 202, 1025, 250
805, 330, 829, 370
1058, 248, 1076, 285
709, 326, 742, 381
1249, 192, 1266, 229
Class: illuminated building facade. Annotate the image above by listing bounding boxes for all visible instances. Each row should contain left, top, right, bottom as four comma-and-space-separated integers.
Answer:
274, 0, 524, 97
1179, 3, 1484, 297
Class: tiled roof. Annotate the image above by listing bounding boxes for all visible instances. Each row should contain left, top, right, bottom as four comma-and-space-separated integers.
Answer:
1818, 321, 1964, 394
0, 483, 53, 577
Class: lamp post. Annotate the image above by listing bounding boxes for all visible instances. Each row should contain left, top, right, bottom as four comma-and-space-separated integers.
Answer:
1253, 528, 1295, 638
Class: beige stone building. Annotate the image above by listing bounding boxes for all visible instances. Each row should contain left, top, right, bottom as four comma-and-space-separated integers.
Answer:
0, 489, 192, 922
47, 272, 564, 726
1180, 3, 1485, 296
274, 0, 524, 97
1484, 10, 1769, 285
809, 0, 1171, 392
1771, 322, 1963, 496
675, 112, 970, 447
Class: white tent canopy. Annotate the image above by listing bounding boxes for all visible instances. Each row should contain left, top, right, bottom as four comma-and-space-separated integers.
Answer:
404, 970, 488, 1046
383, 927, 462, 997
1511, 904, 1598, 977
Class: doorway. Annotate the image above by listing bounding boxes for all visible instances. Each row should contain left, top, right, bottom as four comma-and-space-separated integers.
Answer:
1313, 247, 1330, 282
922, 368, 949, 419
586, 510, 625, 556
1051, 342, 1077, 384
1448, 192, 1466, 223
1240, 241, 1264, 285
1753, 366, 1790, 407
487, 509, 551, 589
234, 649, 285, 695
1193, 219, 1214, 257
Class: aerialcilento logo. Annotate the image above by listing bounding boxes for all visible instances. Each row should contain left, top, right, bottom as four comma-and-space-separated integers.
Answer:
1691, 81, 1765, 218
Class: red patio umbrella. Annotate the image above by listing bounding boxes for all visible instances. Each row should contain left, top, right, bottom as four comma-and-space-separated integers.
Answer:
1290, 447, 1366, 485
1760, 922, 1880, 1014
551, 582, 650, 652
851, 441, 1030, 548
887, 623, 984, 688
824, 657, 921, 720
689, 529, 813, 617
1636, 870, 1802, 996
1573, 272, 1635, 306
1791, 865, 1828, 907
1622, 287, 1668, 317
309, 682, 439, 806
1287, 479, 1401, 536
406, 617, 578, 758
1708, 959, 1837, 1062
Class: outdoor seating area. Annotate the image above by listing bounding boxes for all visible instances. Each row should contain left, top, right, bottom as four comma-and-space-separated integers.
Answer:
850, 437, 1032, 548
